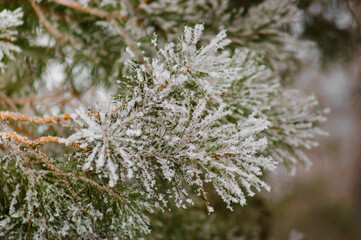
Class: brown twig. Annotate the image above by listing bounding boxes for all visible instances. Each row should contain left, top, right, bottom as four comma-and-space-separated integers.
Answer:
48, 0, 124, 20
10, 90, 70, 105
0, 132, 85, 151
29, 0, 79, 47
39, 4, 86, 24
0, 132, 32, 145
0, 111, 73, 124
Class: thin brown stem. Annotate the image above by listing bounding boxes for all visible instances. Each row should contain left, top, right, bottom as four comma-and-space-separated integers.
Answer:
10, 90, 70, 105
29, 0, 79, 46
0, 132, 32, 145
48, 0, 124, 20
0, 132, 85, 151
0, 111, 73, 124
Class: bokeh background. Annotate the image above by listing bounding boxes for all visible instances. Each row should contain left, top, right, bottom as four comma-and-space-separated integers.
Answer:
269, 1, 361, 239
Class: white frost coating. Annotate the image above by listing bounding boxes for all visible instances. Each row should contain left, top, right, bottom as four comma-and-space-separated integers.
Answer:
263, 90, 329, 174
67, 25, 276, 208
224, 48, 328, 175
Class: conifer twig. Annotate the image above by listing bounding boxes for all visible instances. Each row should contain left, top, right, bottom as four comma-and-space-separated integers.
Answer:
0, 132, 31, 145
0, 111, 73, 124
10, 90, 70, 105
0, 132, 84, 150
29, 0, 78, 47
48, 0, 124, 20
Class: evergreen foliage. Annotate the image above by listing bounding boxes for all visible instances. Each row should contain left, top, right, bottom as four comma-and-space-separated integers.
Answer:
0, 0, 328, 239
